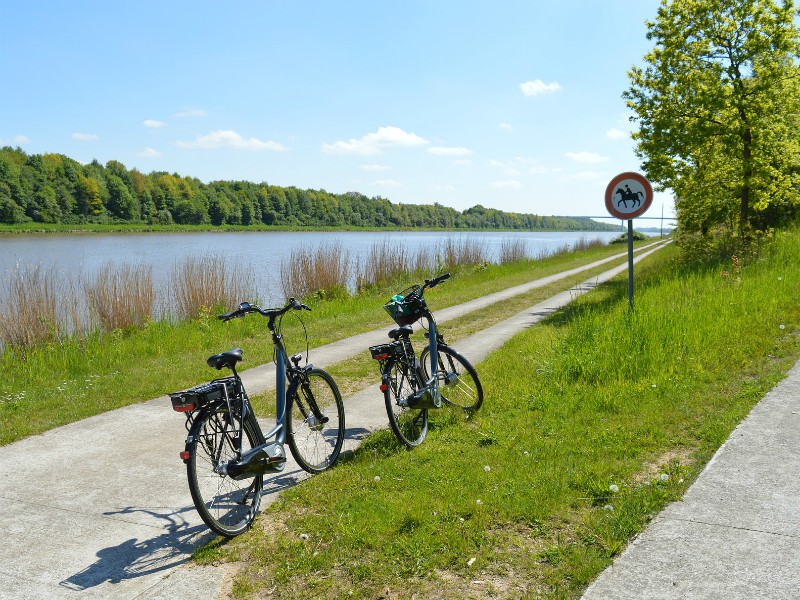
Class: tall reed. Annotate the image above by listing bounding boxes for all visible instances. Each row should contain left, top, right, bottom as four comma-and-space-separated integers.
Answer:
499, 238, 528, 264
0, 264, 63, 354
85, 263, 155, 332
280, 240, 351, 300
437, 237, 488, 270
171, 254, 254, 319
359, 240, 411, 289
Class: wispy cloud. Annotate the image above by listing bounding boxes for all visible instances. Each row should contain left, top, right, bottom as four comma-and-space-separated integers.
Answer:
606, 128, 627, 140
0, 134, 30, 145
72, 132, 99, 141
360, 164, 391, 172
428, 146, 471, 157
137, 147, 162, 157
176, 130, 287, 151
430, 184, 455, 193
369, 178, 401, 187
520, 79, 561, 97
322, 126, 428, 155
174, 109, 207, 118
565, 151, 609, 164
499, 122, 513, 131
144, 119, 166, 128
490, 180, 523, 190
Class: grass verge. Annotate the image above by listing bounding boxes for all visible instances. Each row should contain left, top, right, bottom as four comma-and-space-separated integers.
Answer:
197, 230, 800, 599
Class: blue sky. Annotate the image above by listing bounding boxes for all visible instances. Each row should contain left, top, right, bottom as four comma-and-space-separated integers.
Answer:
0, 1, 674, 222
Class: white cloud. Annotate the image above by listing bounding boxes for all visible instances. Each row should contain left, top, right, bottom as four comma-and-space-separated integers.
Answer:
520, 79, 562, 97
1, 134, 30, 145
360, 164, 391, 172
490, 180, 523, 189
144, 119, 166, 128
571, 170, 607, 181
499, 122, 512, 131
428, 146, 472, 156
176, 130, 287, 151
174, 109, 207, 118
530, 165, 563, 175
137, 147, 162, 157
454, 159, 472, 166
606, 128, 627, 140
369, 178, 401, 187
430, 184, 455, 193
322, 126, 429, 155
565, 151, 609, 164
73, 132, 99, 141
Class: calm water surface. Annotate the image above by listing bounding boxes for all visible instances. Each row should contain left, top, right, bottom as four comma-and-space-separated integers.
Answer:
0, 230, 622, 306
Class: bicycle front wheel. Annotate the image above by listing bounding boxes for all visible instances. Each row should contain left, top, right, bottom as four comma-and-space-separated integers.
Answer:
186, 403, 264, 537
383, 357, 428, 448
420, 345, 483, 413
288, 368, 345, 473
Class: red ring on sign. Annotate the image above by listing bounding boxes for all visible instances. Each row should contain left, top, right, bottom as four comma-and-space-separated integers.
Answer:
605, 172, 653, 219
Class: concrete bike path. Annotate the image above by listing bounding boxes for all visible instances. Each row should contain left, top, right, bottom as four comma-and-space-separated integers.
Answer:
0, 241, 668, 600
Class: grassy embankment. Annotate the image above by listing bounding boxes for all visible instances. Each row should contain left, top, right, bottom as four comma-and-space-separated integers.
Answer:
0, 238, 638, 446
197, 230, 800, 599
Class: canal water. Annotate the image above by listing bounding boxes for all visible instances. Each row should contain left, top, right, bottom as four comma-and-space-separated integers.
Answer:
0, 229, 622, 309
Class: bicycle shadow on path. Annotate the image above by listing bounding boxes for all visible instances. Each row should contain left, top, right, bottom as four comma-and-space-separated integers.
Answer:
60, 506, 212, 591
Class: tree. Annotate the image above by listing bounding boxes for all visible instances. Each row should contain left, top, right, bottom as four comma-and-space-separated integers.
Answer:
625, 0, 800, 237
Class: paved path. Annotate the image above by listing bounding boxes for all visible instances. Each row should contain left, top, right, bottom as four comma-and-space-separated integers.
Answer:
0, 242, 672, 599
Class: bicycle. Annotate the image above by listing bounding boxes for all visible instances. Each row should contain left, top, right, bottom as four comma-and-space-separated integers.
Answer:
169, 298, 345, 537
369, 273, 483, 448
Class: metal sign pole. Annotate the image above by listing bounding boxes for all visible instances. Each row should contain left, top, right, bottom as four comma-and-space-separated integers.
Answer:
604, 172, 653, 312
627, 219, 634, 310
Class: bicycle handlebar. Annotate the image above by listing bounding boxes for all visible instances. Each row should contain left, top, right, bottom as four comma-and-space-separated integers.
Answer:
218, 298, 310, 322
421, 272, 450, 292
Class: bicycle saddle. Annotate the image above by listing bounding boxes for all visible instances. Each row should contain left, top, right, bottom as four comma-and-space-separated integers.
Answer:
388, 325, 413, 340
207, 348, 243, 370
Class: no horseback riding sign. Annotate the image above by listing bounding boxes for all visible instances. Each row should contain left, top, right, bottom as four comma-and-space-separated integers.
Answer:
604, 172, 653, 219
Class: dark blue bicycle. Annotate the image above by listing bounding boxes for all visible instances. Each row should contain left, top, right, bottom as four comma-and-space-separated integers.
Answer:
370, 273, 483, 447
170, 298, 345, 537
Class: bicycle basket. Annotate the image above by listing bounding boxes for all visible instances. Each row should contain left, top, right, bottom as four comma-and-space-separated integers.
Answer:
383, 285, 426, 325
170, 378, 236, 413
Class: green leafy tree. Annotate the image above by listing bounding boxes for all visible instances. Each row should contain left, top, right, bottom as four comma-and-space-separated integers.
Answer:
625, 0, 800, 237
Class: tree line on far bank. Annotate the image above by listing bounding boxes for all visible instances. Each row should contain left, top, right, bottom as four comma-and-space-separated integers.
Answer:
0, 147, 616, 232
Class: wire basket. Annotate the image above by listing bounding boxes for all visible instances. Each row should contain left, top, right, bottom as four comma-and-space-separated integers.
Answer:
383, 285, 426, 325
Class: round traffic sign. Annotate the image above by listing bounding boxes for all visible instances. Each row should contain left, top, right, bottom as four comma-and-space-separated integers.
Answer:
605, 172, 653, 219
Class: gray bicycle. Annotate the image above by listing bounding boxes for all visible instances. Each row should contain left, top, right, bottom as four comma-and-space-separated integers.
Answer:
370, 273, 483, 448
170, 298, 345, 537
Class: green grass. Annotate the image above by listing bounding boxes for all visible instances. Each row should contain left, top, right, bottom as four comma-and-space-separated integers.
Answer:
196, 230, 800, 599
0, 239, 641, 446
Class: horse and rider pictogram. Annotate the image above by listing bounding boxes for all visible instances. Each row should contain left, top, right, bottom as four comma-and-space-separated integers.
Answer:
604, 172, 653, 219
614, 184, 644, 209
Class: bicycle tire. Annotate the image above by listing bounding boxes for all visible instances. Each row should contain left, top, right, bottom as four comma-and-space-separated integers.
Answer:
186, 402, 265, 537
383, 356, 428, 448
419, 345, 483, 413
287, 368, 345, 473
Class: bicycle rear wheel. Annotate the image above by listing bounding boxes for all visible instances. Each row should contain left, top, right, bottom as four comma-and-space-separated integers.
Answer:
186, 403, 264, 537
287, 368, 345, 473
383, 357, 428, 448
420, 345, 483, 413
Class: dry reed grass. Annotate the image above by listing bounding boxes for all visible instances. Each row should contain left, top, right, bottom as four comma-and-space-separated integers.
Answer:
0, 264, 63, 354
171, 254, 254, 320
85, 263, 155, 331
437, 237, 488, 269
499, 238, 528, 264
281, 240, 351, 300
359, 240, 411, 289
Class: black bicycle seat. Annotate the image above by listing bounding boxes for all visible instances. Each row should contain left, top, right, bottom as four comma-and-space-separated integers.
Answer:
207, 348, 243, 370
388, 325, 414, 340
